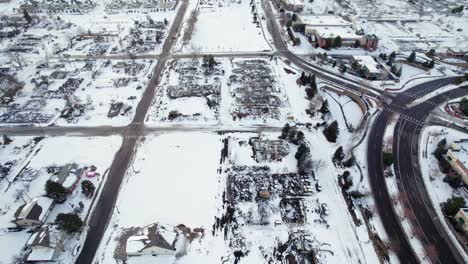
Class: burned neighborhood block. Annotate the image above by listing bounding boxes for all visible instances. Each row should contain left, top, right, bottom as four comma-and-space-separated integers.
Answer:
252, 139, 290, 162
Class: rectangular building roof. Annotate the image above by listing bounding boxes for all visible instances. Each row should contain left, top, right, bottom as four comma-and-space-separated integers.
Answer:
352, 56, 380, 74
299, 15, 352, 27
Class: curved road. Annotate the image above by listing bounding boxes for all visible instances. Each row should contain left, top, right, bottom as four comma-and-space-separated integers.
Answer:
368, 82, 468, 264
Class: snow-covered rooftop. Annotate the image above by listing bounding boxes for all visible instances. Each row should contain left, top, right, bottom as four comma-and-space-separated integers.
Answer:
284, 0, 303, 6
352, 56, 380, 74
27, 246, 55, 262
298, 15, 352, 27
314, 26, 360, 39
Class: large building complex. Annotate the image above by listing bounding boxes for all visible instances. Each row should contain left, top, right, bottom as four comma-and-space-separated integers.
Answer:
295, 15, 378, 51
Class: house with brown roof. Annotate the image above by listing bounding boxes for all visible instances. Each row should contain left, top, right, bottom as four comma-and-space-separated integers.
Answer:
12, 197, 53, 227
25, 225, 65, 262
126, 223, 177, 257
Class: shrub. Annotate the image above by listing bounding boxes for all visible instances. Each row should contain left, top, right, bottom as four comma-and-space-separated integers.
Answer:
383, 152, 393, 167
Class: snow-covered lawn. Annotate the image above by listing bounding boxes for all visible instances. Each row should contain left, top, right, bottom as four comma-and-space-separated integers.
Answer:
94, 132, 223, 263
0, 136, 121, 264
176, 0, 271, 53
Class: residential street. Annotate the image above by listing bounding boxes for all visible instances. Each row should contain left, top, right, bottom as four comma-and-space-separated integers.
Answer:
0, 1, 464, 263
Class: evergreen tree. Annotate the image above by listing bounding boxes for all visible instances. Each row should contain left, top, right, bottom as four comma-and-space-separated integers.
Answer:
433, 138, 447, 160
444, 196, 466, 216
332, 146, 345, 164
323, 121, 339, 143
319, 100, 329, 114
427, 60, 435, 69
280, 123, 291, 139
309, 74, 316, 88
296, 131, 305, 143
460, 97, 468, 116
305, 87, 315, 99
55, 213, 83, 233
334, 36, 342, 47
295, 144, 310, 161
389, 51, 396, 61
444, 172, 463, 188
383, 152, 393, 167
45, 180, 67, 202
81, 180, 95, 198
343, 156, 356, 167
407, 51, 416, 63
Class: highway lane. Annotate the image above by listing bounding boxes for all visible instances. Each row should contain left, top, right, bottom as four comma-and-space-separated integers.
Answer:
392, 87, 468, 264
367, 109, 420, 263
365, 86, 467, 264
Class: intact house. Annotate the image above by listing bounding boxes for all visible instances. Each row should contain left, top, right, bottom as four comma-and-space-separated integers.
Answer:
126, 223, 178, 257
294, 15, 378, 51
282, 0, 303, 12
49, 163, 82, 193
351, 55, 381, 79
25, 225, 65, 262
455, 208, 468, 234
12, 197, 54, 227
444, 139, 468, 185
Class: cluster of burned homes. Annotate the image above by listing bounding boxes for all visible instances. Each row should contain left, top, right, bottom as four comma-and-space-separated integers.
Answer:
105, 0, 177, 14
227, 138, 313, 225
228, 60, 284, 120
18, 0, 97, 14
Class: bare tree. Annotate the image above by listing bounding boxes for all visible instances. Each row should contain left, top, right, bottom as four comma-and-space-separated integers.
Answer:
182, 9, 199, 45
312, 159, 325, 172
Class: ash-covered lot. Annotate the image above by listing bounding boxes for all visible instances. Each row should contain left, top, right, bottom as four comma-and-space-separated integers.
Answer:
0, 59, 155, 126
146, 57, 293, 126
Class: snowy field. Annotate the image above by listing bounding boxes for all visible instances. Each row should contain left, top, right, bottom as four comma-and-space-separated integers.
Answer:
94, 132, 223, 264
0, 136, 121, 264
175, 0, 271, 53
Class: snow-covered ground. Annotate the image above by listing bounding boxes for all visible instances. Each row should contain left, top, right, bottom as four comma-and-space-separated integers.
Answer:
0, 135, 121, 264
94, 132, 223, 263
174, 0, 272, 53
